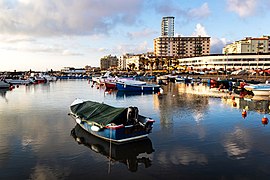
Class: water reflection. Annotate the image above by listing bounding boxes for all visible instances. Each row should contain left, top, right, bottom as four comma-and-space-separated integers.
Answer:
0, 89, 9, 102
223, 127, 251, 160
70, 124, 154, 172
157, 83, 209, 130
116, 91, 157, 99
222, 97, 270, 114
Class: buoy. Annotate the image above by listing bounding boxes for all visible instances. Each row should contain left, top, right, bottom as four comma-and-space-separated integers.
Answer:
242, 109, 247, 118
231, 96, 235, 100
233, 101, 237, 107
262, 116, 269, 125
157, 92, 161, 96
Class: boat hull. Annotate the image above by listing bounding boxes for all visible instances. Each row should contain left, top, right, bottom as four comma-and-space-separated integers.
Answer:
105, 81, 116, 89
69, 113, 154, 144
116, 82, 160, 92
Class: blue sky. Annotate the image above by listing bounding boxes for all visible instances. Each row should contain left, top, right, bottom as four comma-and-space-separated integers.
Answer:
0, 0, 270, 71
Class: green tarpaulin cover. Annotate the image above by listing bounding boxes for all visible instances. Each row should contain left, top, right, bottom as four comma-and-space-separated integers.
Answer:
70, 100, 127, 127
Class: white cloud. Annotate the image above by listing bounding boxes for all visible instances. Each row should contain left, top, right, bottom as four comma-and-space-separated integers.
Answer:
187, 3, 211, 19
192, 24, 208, 37
210, 37, 231, 54
0, 0, 144, 36
154, 2, 210, 21
227, 0, 258, 17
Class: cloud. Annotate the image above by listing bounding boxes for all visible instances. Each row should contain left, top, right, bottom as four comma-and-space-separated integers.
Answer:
187, 3, 211, 19
190, 23, 230, 54
154, 1, 211, 20
227, 0, 258, 17
0, 0, 145, 36
192, 24, 208, 36
210, 37, 231, 54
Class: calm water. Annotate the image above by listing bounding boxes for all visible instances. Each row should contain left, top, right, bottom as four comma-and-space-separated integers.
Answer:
1, 80, 270, 180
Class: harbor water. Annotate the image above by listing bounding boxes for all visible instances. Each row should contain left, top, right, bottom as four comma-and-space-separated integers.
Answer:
1, 80, 270, 179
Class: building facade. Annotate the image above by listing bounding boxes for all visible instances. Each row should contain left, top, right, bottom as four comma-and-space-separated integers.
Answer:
100, 55, 118, 70
154, 36, 211, 58
223, 36, 270, 54
178, 53, 270, 70
161, 16, 175, 37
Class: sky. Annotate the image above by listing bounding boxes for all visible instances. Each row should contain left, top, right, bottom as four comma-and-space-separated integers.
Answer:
1, 0, 270, 71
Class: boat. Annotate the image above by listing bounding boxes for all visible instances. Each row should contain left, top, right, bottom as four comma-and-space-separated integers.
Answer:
104, 81, 117, 90
4, 78, 33, 85
71, 124, 154, 172
69, 99, 155, 143
116, 81, 161, 92
244, 84, 270, 96
0, 80, 10, 89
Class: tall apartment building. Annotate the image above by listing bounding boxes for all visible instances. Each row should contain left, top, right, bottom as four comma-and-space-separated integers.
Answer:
223, 36, 270, 54
161, 16, 175, 37
154, 36, 210, 58
100, 55, 118, 70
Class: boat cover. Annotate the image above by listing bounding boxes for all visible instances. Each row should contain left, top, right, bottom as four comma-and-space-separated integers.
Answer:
70, 100, 127, 127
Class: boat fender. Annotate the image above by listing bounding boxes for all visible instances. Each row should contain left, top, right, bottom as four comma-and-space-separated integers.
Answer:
76, 118, 81, 124
242, 109, 247, 118
262, 116, 269, 125
91, 125, 100, 132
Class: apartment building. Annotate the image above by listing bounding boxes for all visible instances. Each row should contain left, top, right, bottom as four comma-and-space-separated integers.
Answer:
100, 55, 118, 70
154, 35, 211, 58
161, 16, 175, 37
223, 36, 270, 54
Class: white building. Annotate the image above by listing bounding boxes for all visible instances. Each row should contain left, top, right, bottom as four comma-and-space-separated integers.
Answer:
178, 54, 270, 70
223, 36, 269, 54
118, 53, 135, 70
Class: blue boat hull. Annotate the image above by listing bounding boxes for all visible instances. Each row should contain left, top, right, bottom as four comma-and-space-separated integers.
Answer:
116, 82, 160, 92
76, 121, 154, 143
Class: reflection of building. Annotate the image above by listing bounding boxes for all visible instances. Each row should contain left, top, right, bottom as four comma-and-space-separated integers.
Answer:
222, 97, 270, 114
155, 83, 209, 130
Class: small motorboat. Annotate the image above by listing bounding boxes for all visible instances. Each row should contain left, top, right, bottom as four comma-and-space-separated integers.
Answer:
244, 84, 270, 96
69, 99, 155, 143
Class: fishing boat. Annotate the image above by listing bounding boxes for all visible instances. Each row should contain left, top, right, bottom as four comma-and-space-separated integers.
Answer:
116, 81, 161, 92
244, 84, 270, 96
71, 124, 154, 172
69, 99, 155, 143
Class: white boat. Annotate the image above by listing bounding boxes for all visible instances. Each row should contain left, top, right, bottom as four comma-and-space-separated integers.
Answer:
0, 81, 10, 89
117, 78, 146, 85
4, 78, 33, 85
92, 71, 112, 85
244, 84, 270, 96
42, 74, 57, 81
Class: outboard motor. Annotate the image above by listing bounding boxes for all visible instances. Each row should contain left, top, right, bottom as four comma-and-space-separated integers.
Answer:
126, 107, 139, 125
